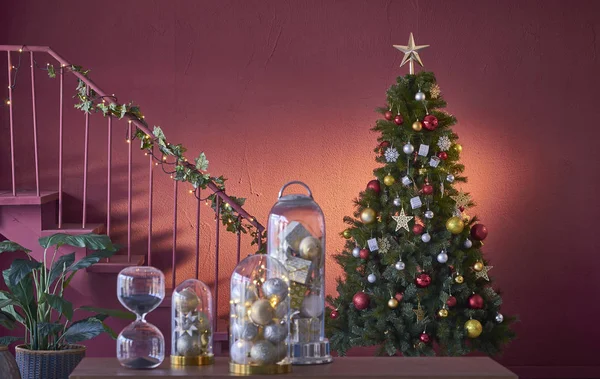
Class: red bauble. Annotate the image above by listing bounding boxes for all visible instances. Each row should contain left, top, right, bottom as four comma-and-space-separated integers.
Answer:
412, 224, 424, 235
394, 114, 404, 125
469, 294, 484, 309
459, 206, 465, 212
330, 310, 339, 319
437, 151, 448, 160
359, 248, 370, 260
379, 141, 390, 150
366, 179, 381, 194
470, 224, 488, 241
415, 273, 432, 288
422, 184, 434, 195
353, 292, 370, 310
384, 111, 394, 121
422, 115, 439, 131
394, 292, 404, 302
419, 333, 431, 343
446, 296, 457, 308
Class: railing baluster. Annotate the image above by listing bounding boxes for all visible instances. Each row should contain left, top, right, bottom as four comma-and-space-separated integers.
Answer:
214, 195, 221, 333
29, 51, 40, 196
7, 52, 16, 196
147, 152, 153, 267
195, 188, 201, 279
82, 86, 90, 228
172, 180, 178, 287
58, 66, 64, 228
127, 121, 132, 262
106, 116, 112, 236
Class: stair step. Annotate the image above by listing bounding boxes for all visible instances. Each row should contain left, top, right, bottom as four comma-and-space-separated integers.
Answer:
0, 190, 59, 205
41, 223, 106, 236
86, 254, 145, 273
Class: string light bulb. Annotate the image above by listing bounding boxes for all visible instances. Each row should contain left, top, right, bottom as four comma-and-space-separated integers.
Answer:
6, 100, 11, 105
126, 139, 130, 143
18, 48, 22, 53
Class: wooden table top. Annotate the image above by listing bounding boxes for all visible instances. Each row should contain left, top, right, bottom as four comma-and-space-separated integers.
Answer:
69, 357, 517, 379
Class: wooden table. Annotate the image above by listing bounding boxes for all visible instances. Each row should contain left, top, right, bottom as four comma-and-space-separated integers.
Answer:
70, 357, 517, 379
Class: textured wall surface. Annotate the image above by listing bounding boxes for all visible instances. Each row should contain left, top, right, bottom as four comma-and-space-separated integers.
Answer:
1, 0, 600, 376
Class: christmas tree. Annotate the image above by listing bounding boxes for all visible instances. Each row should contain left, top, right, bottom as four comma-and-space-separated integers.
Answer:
326, 34, 515, 357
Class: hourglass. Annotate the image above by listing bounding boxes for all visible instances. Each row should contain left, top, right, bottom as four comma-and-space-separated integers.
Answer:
117, 266, 165, 369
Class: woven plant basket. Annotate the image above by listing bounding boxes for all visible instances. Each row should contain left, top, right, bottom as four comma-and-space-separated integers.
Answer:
0, 345, 21, 379
15, 344, 86, 379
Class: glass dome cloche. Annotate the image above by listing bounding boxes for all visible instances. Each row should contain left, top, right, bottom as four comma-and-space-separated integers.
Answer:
229, 254, 291, 375
267, 181, 332, 365
171, 279, 214, 366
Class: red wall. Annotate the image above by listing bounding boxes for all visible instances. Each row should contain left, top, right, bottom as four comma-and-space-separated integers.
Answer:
2, 0, 600, 376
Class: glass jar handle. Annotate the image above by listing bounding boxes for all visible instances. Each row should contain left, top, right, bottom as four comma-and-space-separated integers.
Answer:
278, 181, 313, 199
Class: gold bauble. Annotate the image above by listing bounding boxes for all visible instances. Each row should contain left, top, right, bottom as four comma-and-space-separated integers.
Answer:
453, 144, 463, 153
383, 175, 395, 186
360, 208, 377, 224
299, 236, 321, 260
412, 121, 423, 131
175, 288, 200, 313
249, 299, 274, 326
418, 168, 428, 175
455, 274, 464, 284
176, 334, 202, 357
473, 262, 484, 272
387, 298, 399, 309
465, 319, 483, 338
343, 229, 352, 239
446, 217, 465, 234
438, 309, 448, 318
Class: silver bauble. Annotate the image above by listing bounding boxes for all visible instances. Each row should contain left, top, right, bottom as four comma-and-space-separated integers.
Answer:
232, 320, 259, 341
495, 313, 504, 323
263, 278, 288, 303
231, 339, 253, 364
174, 288, 200, 313
393, 197, 402, 206
367, 274, 376, 283
421, 233, 431, 243
249, 299, 274, 326
300, 294, 324, 318
424, 210, 434, 219
415, 91, 426, 101
352, 247, 361, 257
446, 174, 455, 183
176, 333, 202, 357
263, 322, 287, 343
231, 284, 258, 306
464, 239, 473, 248
437, 251, 448, 264
250, 340, 277, 365
394, 261, 405, 270
299, 236, 321, 260
402, 143, 414, 155
274, 301, 288, 319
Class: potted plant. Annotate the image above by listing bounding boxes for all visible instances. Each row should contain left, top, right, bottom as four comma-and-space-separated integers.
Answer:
0, 233, 135, 379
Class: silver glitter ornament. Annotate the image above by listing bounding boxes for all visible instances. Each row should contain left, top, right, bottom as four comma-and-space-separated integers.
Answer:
232, 320, 259, 341
176, 333, 202, 357
403, 143, 414, 155
421, 233, 431, 243
446, 174, 455, 183
250, 340, 277, 365
424, 210, 434, 219
352, 247, 361, 257
437, 250, 448, 263
495, 313, 504, 323
464, 239, 473, 249
394, 261, 405, 271
263, 322, 287, 343
393, 197, 402, 207
415, 91, 426, 101
231, 339, 253, 364
263, 278, 288, 303
367, 274, 376, 283
249, 299, 274, 326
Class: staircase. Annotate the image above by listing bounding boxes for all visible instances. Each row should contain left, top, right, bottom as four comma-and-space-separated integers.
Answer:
0, 45, 264, 354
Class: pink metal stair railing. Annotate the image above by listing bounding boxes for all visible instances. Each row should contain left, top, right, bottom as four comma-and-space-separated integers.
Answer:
0, 45, 265, 349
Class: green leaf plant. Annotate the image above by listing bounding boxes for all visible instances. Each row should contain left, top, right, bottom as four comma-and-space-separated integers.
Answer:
0, 234, 135, 350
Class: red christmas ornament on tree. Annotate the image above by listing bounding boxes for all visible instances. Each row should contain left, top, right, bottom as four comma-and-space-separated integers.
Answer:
394, 114, 404, 125
471, 224, 488, 241
394, 292, 404, 302
330, 310, 339, 319
366, 180, 381, 194
412, 224, 424, 235
353, 292, 370, 310
437, 151, 448, 160
469, 294, 484, 309
422, 114, 438, 131
384, 110, 394, 121
379, 141, 390, 150
459, 206, 465, 212
415, 273, 432, 288
419, 332, 431, 343
422, 184, 433, 195
359, 248, 370, 260
446, 296, 457, 308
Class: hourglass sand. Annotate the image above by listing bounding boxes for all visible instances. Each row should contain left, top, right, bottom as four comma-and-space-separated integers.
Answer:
117, 267, 166, 369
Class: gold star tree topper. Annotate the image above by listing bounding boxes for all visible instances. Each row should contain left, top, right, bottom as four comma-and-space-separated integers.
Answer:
392, 208, 413, 232
393, 33, 429, 74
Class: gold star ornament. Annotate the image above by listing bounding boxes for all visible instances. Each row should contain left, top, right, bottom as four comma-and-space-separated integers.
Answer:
450, 190, 471, 208
475, 265, 493, 281
392, 208, 413, 232
413, 299, 425, 322
393, 33, 429, 74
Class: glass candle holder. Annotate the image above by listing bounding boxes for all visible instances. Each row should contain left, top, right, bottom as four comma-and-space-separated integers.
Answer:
267, 181, 331, 365
117, 266, 165, 369
229, 254, 291, 375
171, 279, 214, 366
